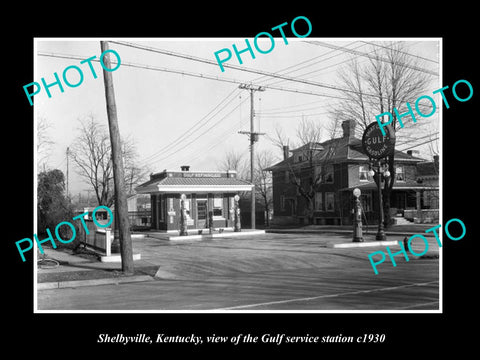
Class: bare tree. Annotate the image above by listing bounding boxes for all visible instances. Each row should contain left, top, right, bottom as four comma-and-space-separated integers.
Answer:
37, 116, 54, 171
267, 124, 295, 155
217, 149, 248, 180
282, 118, 339, 224
254, 150, 275, 226
70, 115, 148, 206
331, 41, 434, 226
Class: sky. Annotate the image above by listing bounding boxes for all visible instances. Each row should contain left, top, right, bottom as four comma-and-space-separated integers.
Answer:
34, 38, 441, 199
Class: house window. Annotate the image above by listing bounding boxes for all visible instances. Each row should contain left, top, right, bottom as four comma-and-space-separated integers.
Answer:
315, 192, 323, 211
284, 170, 289, 183
324, 164, 334, 183
325, 192, 335, 212
280, 195, 286, 211
359, 165, 370, 182
396, 166, 405, 182
213, 194, 223, 217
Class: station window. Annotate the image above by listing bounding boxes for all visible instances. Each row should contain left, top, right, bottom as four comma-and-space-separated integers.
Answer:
213, 194, 223, 217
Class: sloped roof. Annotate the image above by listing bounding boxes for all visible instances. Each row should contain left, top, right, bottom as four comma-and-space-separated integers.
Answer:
136, 173, 253, 194
266, 135, 425, 171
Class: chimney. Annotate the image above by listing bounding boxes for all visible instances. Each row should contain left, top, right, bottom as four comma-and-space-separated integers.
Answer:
283, 145, 290, 160
342, 120, 356, 139
180, 165, 190, 171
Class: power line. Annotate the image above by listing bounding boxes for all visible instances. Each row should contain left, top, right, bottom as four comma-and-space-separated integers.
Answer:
174, 115, 250, 168
146, 96, 250, 167
258, 42, 370, 88
359, 40, 439, 64
258, 112, 330, 118
39, 51, 432, 109
38, 51, 354, 100
108, 41, 408, 101
258, 104, 326, 115
397, 136, 439, 152
307, 40, 439, 76
138, 87, 240, 165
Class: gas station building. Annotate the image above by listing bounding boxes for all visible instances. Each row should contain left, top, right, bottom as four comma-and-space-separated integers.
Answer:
135, 166, 253, 232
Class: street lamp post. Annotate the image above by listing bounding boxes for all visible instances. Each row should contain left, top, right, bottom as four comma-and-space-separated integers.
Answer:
369, 160, 391, 241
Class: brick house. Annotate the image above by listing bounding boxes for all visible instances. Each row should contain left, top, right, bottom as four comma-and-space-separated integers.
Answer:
266, 120, 439, 226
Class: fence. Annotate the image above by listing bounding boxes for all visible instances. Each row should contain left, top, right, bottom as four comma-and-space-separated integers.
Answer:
77, 217, 114, 256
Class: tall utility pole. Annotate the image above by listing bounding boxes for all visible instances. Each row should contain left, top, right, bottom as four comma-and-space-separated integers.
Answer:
238, 84, 265, 229
100, 41, 134, 274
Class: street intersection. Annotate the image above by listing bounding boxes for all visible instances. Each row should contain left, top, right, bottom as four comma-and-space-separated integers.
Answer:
36, 232, 440, 311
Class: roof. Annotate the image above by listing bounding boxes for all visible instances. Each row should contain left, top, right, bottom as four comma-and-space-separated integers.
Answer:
266, 135, 425, 171
135, 171, 253, 194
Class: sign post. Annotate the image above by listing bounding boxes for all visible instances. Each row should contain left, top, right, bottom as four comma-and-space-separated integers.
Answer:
362, 122, 395, 241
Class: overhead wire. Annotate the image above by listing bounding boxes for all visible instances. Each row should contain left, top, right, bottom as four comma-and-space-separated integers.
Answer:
138, 86, 240, 165
359, 40, 439, 64
108, 41, 421, 103
306, 40, 439, 76
146, 96, 250, 167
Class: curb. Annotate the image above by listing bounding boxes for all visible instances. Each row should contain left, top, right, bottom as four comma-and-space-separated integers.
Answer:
37, 274, 154, 290
150, 230, 266, 241
265, 229, 433, 237
326, 240, 400, 248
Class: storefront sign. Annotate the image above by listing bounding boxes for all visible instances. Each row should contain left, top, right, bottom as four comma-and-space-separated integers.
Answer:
362, 122, 395, 159
183, 172, 221, 178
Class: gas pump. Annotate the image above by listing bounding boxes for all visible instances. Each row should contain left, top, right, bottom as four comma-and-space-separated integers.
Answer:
353, 188, 363, 242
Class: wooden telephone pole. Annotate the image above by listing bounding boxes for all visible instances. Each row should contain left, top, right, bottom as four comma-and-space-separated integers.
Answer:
238, 84, 265, 229
100, 41, 134, 274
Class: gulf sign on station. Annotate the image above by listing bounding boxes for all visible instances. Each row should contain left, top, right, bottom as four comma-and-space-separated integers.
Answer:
361, 122, 396, 160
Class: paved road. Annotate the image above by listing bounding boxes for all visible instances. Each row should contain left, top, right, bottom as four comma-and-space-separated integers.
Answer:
37, 233, 440, 311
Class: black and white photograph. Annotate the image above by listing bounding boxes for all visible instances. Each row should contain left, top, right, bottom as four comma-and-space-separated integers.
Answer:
7, 7, 477, 355
33, 37, 442, 312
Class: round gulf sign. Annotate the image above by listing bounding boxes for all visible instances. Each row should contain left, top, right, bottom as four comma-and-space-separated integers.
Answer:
353, 188, 361, 198
362, 122, 395, 159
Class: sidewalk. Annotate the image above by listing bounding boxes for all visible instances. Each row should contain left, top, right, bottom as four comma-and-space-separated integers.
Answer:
265, 223, 438, 237
37, 247, 157, 290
